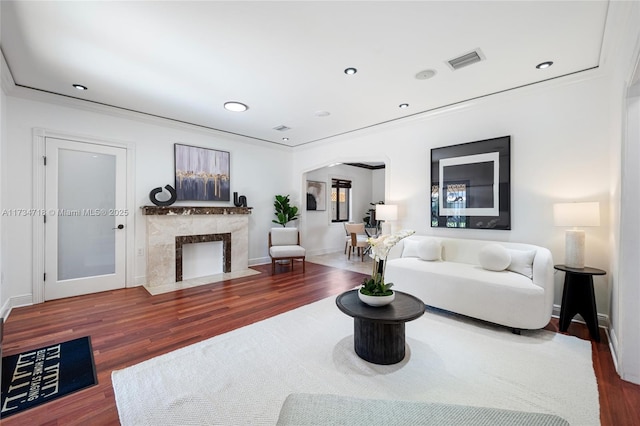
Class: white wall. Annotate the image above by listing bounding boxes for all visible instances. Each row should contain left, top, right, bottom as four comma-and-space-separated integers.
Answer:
1, 93, 292, 310
0, 80, 4, 319
616, 89, 640, 384
0, 4, 5, 323
1, 51, 9, 318
612, 57, 640, 385
601, 0, 640, 385
294, 73, 613, 316
371, 168, 385, 203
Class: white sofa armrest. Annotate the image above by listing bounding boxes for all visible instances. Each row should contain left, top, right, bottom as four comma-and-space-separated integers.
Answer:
532, 246, 555, 318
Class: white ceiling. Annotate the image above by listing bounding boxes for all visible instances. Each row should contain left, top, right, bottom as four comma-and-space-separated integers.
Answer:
1, 1, 610, 147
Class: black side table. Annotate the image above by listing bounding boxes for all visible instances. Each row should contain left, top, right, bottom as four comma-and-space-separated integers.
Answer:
554, 264, 606, 342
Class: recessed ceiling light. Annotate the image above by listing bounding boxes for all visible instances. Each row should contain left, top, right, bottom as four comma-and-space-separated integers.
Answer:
536, 61, 553, 69
415, 69, 437, 80
224, 101, 249, 112
72, 84, 88, 90
399, 103, 409, 109
344, 67, 357, 75
282, 137, 289, 141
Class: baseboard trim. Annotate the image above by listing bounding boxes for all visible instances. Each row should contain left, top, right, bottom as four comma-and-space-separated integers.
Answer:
0, 299, 10, 322
1, 294, 34, 321
551, 303, 609, 329
607, 327, 620, 375
307, 248, 343, 257
249, 257, 271, 266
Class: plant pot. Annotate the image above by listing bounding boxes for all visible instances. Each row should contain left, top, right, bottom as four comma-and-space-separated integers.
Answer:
358, 291, 395, 307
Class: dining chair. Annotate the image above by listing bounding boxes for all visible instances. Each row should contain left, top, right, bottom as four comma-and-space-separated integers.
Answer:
344, 223, 369, 261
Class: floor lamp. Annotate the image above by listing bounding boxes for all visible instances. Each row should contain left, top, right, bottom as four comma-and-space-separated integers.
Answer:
376, 204, 398, 235
553, 202, 600, 269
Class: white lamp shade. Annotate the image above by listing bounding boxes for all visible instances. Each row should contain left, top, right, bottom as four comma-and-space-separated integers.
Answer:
553, 202, 600, 227
376, 204, 398, 221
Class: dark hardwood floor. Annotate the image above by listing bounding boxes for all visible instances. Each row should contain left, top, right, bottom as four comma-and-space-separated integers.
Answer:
1, 262, 639, 425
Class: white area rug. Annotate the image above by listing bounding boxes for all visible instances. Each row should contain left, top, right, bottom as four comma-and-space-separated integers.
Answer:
112, 294, 599, 425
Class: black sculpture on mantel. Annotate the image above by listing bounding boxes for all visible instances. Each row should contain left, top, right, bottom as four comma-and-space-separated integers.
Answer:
234, 192, 247, 207
149, 185, 177, 206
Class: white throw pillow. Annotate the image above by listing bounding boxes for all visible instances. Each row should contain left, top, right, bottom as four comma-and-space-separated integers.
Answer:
402, 239, 420, 258
507, 249, 536, 279
417, 238, 442, 261
478, 244, 511, 271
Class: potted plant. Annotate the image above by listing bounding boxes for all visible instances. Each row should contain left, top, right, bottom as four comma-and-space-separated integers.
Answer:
272, 194, 300, 227
358, 229, 415, 306
363, 201, 384, 231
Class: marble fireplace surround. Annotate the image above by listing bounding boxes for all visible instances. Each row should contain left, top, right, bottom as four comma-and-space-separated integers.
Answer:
142, 206, 259, 295
175, 232, 231, 281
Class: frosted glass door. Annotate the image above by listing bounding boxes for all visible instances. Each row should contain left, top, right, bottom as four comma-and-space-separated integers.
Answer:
45, 138, 127, 300
57, 149, 116, 280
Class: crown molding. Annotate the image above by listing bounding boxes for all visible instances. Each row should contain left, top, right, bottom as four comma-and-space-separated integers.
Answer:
1, 48, 16, 95
1, 58, 290, 151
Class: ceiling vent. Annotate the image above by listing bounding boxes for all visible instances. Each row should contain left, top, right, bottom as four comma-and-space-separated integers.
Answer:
447, 49, 485, 70
273, 125, 291, 132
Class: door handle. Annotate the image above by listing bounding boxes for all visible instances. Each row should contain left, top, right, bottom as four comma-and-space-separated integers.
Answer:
113, 224, 124, 230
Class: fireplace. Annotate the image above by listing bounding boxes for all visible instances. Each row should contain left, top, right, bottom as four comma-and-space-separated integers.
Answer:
175, 233, 231, 282
142, 206, 255, 294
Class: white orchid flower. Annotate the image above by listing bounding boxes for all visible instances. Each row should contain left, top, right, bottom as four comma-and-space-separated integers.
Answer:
365, 230, 415, 287
361, 230, 416, 296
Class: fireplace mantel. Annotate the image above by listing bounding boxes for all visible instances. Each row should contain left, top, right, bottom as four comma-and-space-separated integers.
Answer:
141, 206, 252, 215
142, 205, 255, 294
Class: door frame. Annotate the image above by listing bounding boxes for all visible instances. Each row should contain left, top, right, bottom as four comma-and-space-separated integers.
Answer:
32, 128, 136, 304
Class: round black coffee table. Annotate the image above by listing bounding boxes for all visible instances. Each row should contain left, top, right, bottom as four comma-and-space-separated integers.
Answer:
336, 290, 425, 365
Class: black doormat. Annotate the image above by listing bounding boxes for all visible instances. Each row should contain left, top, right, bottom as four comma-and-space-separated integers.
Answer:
1, 336, 97, 418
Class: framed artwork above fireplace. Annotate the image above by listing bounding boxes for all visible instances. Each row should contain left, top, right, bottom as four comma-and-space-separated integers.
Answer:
175, 144, 230, 201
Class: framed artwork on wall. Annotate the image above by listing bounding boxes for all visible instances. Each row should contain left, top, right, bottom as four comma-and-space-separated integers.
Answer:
431, 136, 511, 229
175, 144, 230, 201
306, 180, 326, 211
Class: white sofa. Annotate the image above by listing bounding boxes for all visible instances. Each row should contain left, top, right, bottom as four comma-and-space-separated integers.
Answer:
384, 236, 554, 331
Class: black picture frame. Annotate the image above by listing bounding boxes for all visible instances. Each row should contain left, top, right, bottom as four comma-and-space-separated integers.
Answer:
431, 136, 511, 229
174, 144, 230, 201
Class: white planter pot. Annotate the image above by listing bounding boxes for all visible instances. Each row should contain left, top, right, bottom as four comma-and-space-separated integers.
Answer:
358, 291, 395, 307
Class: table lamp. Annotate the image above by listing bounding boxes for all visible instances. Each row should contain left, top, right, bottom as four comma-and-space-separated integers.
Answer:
376, 204, 398, 235
553, 201, 600, 269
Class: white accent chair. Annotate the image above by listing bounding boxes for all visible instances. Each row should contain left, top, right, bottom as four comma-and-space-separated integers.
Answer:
269, 228, 306, 274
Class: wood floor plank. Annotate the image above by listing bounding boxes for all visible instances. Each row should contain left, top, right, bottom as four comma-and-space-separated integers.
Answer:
1, 262, 638, 425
